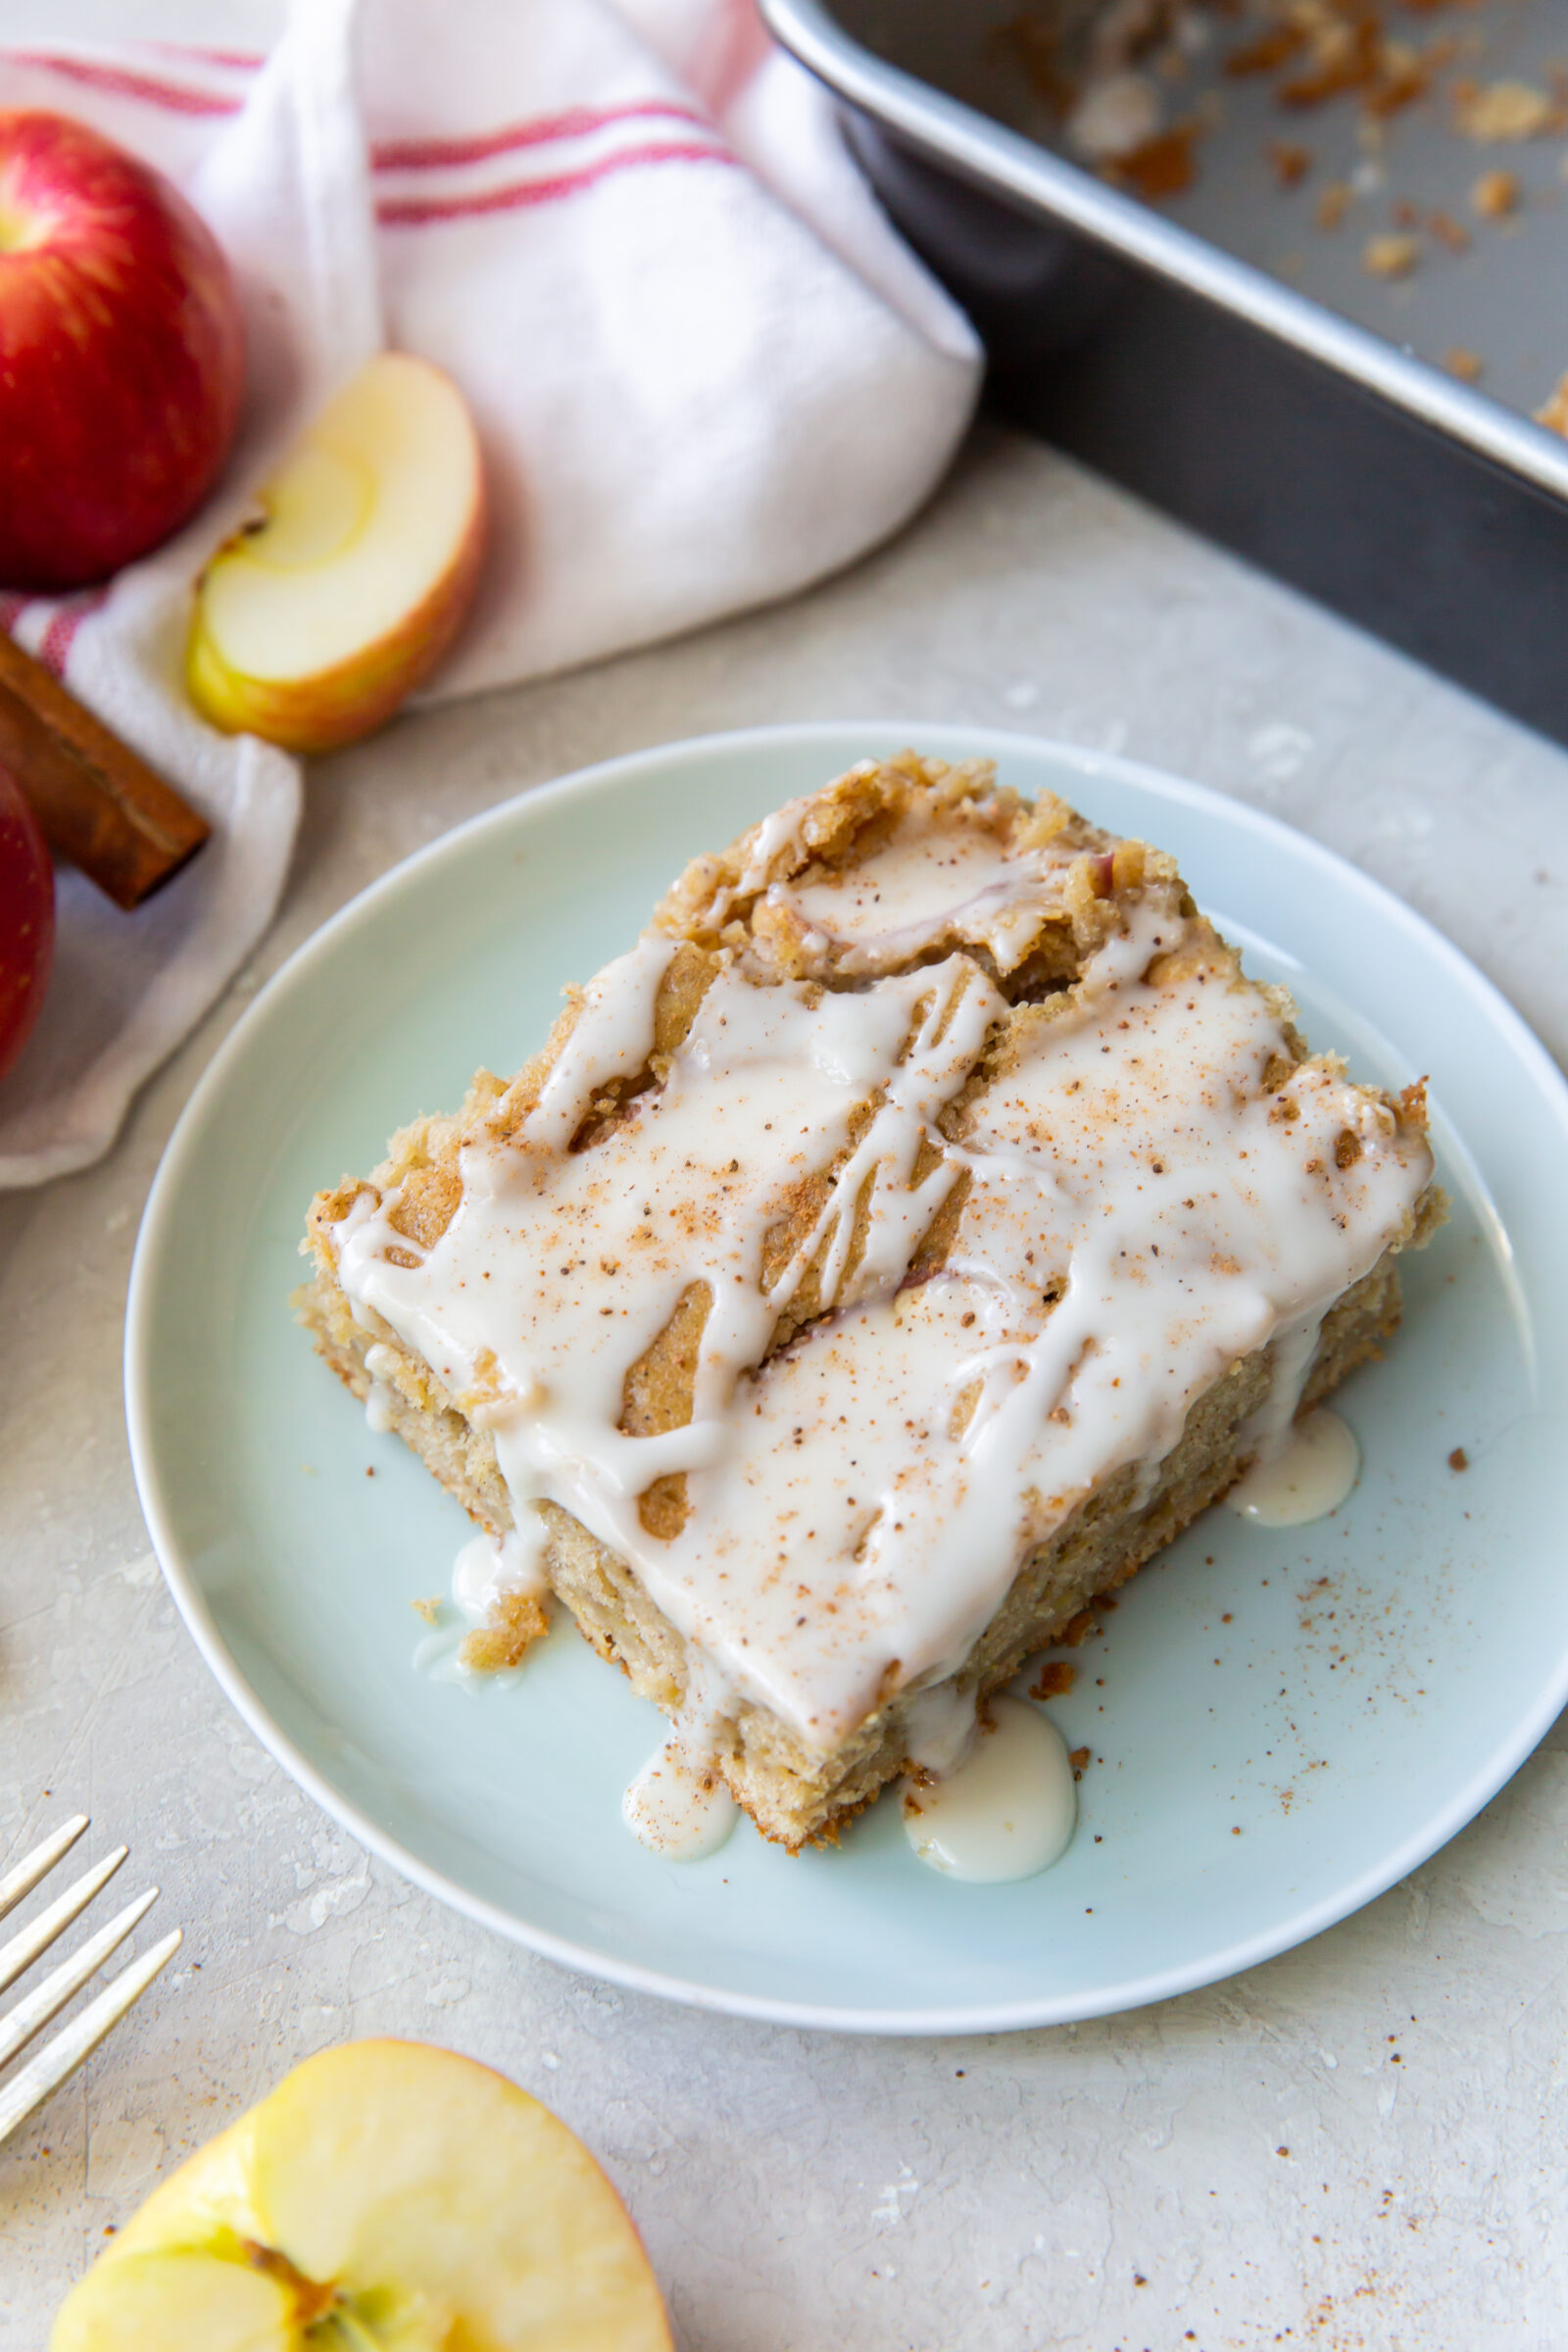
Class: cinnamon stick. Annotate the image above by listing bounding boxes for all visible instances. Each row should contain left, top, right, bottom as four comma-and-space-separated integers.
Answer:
0, 632, 209, 911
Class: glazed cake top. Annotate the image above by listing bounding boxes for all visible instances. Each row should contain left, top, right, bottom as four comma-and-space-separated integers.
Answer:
323, 757, 1434, 1752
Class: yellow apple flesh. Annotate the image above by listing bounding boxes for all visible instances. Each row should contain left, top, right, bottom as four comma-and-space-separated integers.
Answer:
51, 2248, 298, 2352
187, 353, 484, 755
50, 2040, 672, 2352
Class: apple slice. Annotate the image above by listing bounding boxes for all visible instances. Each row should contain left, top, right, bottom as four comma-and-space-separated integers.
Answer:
49, 2247, 298, 2352
186, 353, 484, 756
50, 2040, 672, 2352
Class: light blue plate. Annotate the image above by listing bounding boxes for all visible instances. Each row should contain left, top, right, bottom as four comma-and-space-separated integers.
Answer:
125, 724, 1568, 2033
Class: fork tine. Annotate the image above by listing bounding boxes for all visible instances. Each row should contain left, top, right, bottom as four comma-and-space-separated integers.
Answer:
0, 1817, 88, 1925
0, 1886, 160, 2073
0, 1847, 126, 1999
0, 1927, 182, 2147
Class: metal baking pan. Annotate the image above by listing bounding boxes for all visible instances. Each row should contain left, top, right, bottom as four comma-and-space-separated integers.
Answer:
763, 0, 1568, 745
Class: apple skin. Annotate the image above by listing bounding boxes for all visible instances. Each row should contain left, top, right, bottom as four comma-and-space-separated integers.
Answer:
0, 110, 245, 591
0, 760, 54, 1080
186, 501, 484, 757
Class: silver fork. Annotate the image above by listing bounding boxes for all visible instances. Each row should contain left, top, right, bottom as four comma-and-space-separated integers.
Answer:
0, 1815, 181, 2147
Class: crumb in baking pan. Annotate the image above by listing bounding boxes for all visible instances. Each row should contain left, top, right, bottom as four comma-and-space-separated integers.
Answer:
1536, 369, 1568, 434
1316, 179, 1352, 229
1470, 167, 1519, 219
1452, 79, 1555, 142
1363, 230, 1419, 276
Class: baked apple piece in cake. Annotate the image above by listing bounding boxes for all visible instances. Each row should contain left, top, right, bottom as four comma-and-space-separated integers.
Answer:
299, 754, 1441, 1854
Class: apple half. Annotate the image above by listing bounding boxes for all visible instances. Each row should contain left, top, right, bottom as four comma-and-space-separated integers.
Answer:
50, 2040, 673, 2351
187, 353, 485, 756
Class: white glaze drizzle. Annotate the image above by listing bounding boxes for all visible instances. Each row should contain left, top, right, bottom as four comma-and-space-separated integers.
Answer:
527, 932, 677, 1152
363, 1340, 401, 1434
623, 1649, 742, 1860
412, 1624, 473, 1685
903, 1697, 1077, 1883
700, 792, 816, 926
768, 808, 1077, 976
334, 872, 1430, 1774
337, 948, 1004, 1701
410, 1527, 553, 1688
1227, 1405, 1360, 1526
452, 1526, 549, 1624
623, 1739, 740, 1860
904, 1679, 980, 1777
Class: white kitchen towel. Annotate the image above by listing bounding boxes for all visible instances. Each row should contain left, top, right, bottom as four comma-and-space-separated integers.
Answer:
0, 0, 980, 1188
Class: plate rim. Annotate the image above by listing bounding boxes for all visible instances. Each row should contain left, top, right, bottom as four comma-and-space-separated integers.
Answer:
124, 718, 1568, 2034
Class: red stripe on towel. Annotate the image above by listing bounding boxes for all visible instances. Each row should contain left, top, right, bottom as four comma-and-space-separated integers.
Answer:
371, 101, 710, 172
36, 588, 109, 681
377, 138, 735, 224
140, 41, 264, 71
2, 51, 242, 114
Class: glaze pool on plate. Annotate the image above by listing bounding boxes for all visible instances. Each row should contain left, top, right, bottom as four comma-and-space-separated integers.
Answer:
124, 723, 1568, 2033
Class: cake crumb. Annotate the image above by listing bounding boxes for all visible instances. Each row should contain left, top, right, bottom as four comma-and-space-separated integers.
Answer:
1447, 1446, 1470, 1472
1444, 348, 1484, 382
1066, 68, 1163, 164
1428, 209, 1470, 252
1317, 179, 1352, 228
1228, 24, 1305, 79
460, 1591, 549, 1670
411, 1594, 442, 1623
1363, 231, 1419, 277
1471, 168, 1520, 218
1032, 1659, 1077, 1699
1069, 1745, 1092, 1778
1535, 370, 1568, 434
1454, 79, 1554, 142
1107, 122, 1202, 199
1268, 139, 1312, 186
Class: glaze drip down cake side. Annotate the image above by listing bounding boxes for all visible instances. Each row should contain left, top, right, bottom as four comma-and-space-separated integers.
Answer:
298, 755, 1442, 1852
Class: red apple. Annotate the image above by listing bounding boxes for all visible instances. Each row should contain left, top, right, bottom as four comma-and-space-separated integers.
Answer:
0, 110, 245, 592
0, 760, 53, 1079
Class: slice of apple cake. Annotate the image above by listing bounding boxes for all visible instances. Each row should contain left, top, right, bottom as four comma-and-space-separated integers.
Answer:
298, 753, 1441, 1851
